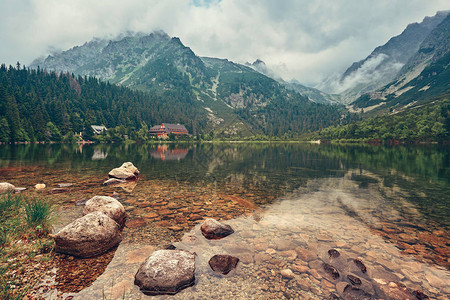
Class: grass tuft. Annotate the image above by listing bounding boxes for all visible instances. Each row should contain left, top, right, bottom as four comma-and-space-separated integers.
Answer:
23, 197, 55, 233
0, 193, 22, 219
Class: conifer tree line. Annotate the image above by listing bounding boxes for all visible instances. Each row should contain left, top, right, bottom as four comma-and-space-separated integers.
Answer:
0, 64, 207, 142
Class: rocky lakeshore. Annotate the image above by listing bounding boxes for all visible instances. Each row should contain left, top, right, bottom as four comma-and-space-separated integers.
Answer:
0, 146, 449, 299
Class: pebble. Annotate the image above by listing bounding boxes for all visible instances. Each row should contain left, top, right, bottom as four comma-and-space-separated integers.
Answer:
280, 269, 295, 279
292, 264, 309, 273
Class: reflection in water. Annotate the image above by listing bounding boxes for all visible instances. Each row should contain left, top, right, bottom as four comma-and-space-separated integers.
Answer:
91, 149, 108, 160
150, 145, 189, 161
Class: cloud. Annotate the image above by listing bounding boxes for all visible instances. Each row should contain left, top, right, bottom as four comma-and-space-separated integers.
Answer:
322, 54, 405, 94
0, 0, 448, 86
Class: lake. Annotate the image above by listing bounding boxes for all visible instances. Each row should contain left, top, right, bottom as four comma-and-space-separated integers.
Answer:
1, 143, 449, 299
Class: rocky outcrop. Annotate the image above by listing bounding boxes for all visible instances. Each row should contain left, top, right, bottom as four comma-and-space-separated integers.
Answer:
134, 250, 195, 295
108, 162, 140, 180
0, 182, 15, 194
200, 218, 234, 240
208, 255, 239, 275
83, 196, 126, 227
53, 211, 122, 258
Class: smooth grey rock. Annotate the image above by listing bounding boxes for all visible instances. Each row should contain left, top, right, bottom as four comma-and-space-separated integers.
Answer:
200, 218, 234, 240
134, 250, 195, 295
83, 195, 126, 227
0, 182, 16, 194
53, 211, 122, 258
108, 162, 140, 180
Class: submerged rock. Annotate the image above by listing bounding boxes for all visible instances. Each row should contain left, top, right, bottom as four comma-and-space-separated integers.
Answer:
108, 162, 140, 180
83, 195, 126, 227
0, 182, 16, 194
353, 258, 367, 273
102, 178, 127, 186
323, 263, 340, 280
75, 198, 89, 206
328, 249, 340, 258
347, 274, 362, 285
337, 282, 374, 300
200, 218, 234, 240
209, 255, 239, 275
328, 293, 340, 299
48, 188, 69, 194
53, 211, 122, 258
376, 281, 421, 300
413, 290, 429, 300
280, 268, 295, 279
57, 183, 73, 188
343, 284, 374, 300
134, 250, 195, 295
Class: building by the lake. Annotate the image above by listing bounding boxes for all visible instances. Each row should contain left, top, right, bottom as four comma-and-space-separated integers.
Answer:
91, 125, 107, 135
149, 123, 189, 139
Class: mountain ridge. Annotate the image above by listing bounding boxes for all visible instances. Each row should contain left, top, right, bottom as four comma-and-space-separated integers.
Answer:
30, 32, 347, 137
317, 10, 449, 104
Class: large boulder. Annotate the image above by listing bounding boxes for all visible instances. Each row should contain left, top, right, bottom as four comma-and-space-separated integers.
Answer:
83, 196, 126, 227
200, 218, 234, 240
134, 250, 195, 295
53, 211, 122, 258
108, 162, 140, 180
0, 182, 16, 194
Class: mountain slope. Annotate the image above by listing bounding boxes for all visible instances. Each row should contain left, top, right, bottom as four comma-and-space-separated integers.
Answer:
245, 59, 341, 105
351, 13, 450, 115
319, 11, 449, 103
30, 33, 348, 137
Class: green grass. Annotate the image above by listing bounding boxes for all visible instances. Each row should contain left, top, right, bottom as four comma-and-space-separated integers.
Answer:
23, 197, 55, 232
0, 193, 56, 298
0, 193, 22, 219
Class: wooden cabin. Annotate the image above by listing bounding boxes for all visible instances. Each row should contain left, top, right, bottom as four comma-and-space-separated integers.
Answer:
149, 123, 189, 139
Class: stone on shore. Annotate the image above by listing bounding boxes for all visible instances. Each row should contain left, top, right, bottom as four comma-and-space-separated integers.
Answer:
0, 182, 16, 194
35, 183, 46, 189
208, 255, 239, 275
83, 196, 126, 227
53, 211, 122, 258
134, 250, 195, 295
200, 218, 234, 240
108, 162, 140, 180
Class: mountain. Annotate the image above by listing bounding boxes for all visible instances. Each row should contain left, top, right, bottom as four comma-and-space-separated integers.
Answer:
318, 11, 449, 104
30, 32, 348, 137
245, 59, 341, 105
0, 65, 209, 142
351, 13, 450, 114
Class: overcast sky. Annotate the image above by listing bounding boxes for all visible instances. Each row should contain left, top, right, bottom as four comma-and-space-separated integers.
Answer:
0, 0, 448, 86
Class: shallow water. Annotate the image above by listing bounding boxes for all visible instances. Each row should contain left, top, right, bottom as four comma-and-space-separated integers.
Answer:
1, 143, 449, 299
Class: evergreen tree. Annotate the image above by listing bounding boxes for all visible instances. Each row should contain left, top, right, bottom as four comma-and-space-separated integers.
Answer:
0, 117, 10, 142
